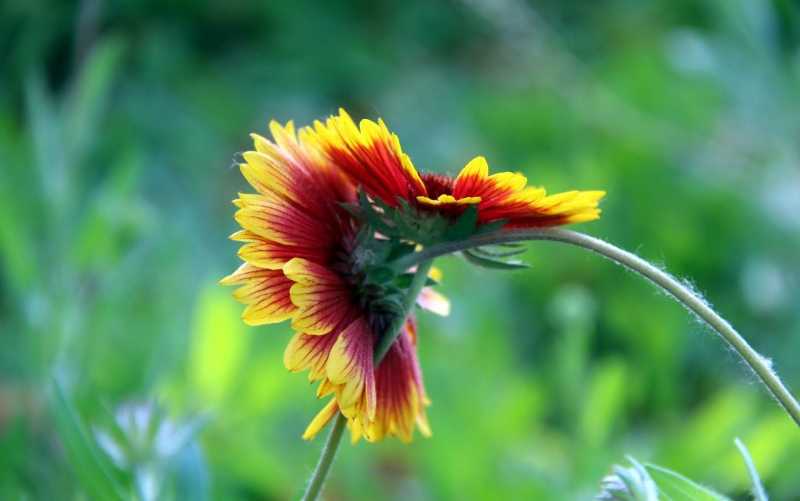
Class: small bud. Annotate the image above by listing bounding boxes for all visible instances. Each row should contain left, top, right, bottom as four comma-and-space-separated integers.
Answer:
597, 457, 658, 501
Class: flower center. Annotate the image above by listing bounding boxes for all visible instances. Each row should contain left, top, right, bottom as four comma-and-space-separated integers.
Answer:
419, 171, 455, 201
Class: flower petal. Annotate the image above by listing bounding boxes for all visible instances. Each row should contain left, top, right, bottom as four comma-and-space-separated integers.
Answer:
305, 109, 426, 207
229, 229, 262, 243
238, 239, 328, 270
327, 318, 376, 420
360, 321, 430, 443
223, 266, 297, 326
317, 377, 336, 398
453, 156, 528, 208
502, 190, 606, 228
235, 200, 333, 249
283, 330, 340, 381
219, 262, 262, 286
418, 288, 450, 317
416, 194, 481, 206
284, 258, 353, 335
302, 398, 339, 441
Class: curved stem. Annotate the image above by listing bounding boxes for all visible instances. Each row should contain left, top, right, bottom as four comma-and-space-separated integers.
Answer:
300, 259, 435, 501
392, 228, 800, 429
734, 438, 768, 501
301, 412, 348, 501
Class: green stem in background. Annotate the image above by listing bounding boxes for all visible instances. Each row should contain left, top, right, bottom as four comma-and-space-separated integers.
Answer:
301, 413, 347, 501
391, 228, 800, 429
300, 260, 434, 501
735, 438, 769, 501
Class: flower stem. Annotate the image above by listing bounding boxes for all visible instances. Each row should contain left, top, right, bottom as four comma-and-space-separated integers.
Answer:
391, 228, 800, 429
300, 259, 435, 501
374, 259, 435, 365
301, 412, 347, 501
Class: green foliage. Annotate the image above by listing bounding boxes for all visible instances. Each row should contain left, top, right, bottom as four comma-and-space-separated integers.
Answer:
600, 441, 771, 501
645, 465, 732, 501
599, 457, 736, 501
51, 381, 127, 501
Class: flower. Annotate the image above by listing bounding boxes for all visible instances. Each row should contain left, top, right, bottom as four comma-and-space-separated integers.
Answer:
220, 122, 440, 442
222, 110, 602, 443
305, 109, 605, 229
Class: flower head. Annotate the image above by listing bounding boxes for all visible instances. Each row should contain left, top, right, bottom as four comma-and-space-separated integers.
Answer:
305, 109, 605, 232
222, 110, 603, 444
221, 122, 440, 442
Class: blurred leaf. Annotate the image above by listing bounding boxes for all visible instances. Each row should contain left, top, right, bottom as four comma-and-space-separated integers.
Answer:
462, 249, 530, 270
645, 464, 732, 501
25, 71, 67, 207
579, 357, 627, 446
0, 187, 36, 288
158, 412, 213, 458
175, 442, 210, 501
51, 380, 127, 501
64, 36, 125, 163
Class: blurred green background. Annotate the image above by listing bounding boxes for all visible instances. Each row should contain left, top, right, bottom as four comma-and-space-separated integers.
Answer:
2, 0, 800, 499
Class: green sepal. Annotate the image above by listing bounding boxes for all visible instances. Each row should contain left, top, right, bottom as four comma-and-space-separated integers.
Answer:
392, 209, 420, 240
471, 244, 528, 258
431, 212, 448, 236
394, 273, 439, 289
338, 202, 368, 222
396, 196, 414, 214
366, 265, 395, 284
377, 294, 405, 317
358, 188, 397, 236
387, 242, 417, 262
474, 219, 509, 234
462, 249, 530, 270
372, 196, 395, 214
443, 205, 478, 241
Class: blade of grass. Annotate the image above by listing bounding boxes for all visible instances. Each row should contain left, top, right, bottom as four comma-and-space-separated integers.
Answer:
734, 438, 768, 501
51, 380, 126, 501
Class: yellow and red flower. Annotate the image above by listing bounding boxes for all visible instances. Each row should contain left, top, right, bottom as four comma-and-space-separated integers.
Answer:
305, 109, 605, 228
222, 110, 604, 444
221, 122, 437, 442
